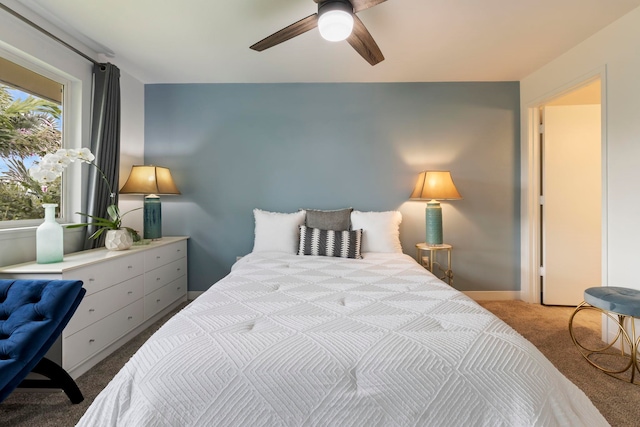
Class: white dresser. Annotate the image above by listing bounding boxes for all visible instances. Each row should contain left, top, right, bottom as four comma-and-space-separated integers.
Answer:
0, 236, 188, 378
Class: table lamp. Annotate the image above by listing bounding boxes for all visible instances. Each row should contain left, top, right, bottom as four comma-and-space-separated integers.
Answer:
409, 171, 462, 245
119, 165, 181, 239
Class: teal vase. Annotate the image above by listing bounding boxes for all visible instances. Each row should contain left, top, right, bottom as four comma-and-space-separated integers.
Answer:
36, 203, 64, 264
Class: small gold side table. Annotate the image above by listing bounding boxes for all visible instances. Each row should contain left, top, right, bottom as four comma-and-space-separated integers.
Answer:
415, 243, 453, 286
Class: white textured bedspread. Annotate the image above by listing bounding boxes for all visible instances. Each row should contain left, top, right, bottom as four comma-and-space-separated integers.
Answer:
77, 252, 607, 426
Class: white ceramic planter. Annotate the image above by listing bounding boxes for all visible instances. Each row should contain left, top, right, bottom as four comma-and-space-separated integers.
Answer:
105, 229, 133, 251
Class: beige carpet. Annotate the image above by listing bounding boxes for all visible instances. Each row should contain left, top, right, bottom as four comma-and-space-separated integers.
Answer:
2, 300, 639, 426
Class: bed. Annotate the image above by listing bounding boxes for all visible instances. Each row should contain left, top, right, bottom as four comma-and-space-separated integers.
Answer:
77, 210, 607, 426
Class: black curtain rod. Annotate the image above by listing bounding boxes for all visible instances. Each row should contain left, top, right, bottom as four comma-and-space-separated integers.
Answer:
0, 2, 100, 66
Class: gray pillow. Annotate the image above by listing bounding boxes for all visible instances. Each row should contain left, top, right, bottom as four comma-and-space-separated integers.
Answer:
304, 208, 353, 231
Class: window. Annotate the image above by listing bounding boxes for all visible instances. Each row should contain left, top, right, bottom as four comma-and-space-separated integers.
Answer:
0, 56, 64, 223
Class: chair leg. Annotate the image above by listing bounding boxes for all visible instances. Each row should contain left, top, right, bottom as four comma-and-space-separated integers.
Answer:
18, 358, 84, 404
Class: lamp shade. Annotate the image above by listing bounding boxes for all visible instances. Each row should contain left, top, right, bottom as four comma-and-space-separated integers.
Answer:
409, 171, 462, 201
318, 0, 354, 42
410, 171, 461, 246
119, 165, 181, 195
119, 165, 180, 240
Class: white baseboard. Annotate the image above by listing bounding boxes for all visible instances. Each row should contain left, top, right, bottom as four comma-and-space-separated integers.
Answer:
463, 291, 521, 301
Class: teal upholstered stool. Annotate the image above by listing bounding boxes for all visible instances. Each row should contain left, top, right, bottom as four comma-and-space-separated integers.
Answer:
569, 287, 640, 383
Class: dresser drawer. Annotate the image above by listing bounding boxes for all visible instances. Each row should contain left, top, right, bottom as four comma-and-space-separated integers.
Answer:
144, 257, 186, 295
65, 253, 144, 296
145, 275, 187, 320
63, 298, 144, 370
144, 240, 187, 272
64, 275, 144, 337
0, 237, 188, 378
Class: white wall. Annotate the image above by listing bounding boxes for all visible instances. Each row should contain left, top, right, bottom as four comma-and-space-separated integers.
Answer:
0, 1, 145, 266
520, 7, 640, 294
117, 70, 145, 236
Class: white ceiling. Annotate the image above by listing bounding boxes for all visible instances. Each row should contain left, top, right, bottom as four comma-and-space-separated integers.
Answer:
13, 0, 640, 84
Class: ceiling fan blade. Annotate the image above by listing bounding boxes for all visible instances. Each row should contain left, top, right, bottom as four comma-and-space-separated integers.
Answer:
347, 14, 384, 65
350, 0, 388, 13
313, 0, 387, 13
250, 14, 319, 51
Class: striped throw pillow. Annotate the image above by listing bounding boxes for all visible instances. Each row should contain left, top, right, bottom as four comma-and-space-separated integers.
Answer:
298, 226, 363, 259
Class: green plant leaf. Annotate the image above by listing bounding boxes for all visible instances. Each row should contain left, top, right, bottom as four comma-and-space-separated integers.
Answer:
107, 204, 119, 222
89, 228, 106, 240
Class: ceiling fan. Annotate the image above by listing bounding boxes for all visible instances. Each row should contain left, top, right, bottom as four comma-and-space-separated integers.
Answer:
250, 0, 387, 66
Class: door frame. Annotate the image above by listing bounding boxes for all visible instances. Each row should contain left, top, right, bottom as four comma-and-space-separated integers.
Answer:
520, 66, 608, 304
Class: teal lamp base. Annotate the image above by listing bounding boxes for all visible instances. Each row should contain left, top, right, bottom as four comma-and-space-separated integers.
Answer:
143, 195, 162, 240
425, 200, 443, 245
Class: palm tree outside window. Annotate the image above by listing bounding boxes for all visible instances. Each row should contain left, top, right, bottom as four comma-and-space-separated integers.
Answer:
0, 58, 63, 222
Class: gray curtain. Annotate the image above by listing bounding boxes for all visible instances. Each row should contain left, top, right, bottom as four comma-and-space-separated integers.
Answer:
84, 63, 121, 249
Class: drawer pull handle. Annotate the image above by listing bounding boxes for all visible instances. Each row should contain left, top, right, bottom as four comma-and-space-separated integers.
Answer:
177, 249, 181, 252
88, 308, 95, 312
89, 339, 95, 343
177, 287, 181, 290
89, 278, 95, 282
128, 265, 133, 269
156, 277, 161, 281
177, 268, 181, 271
128, 316, 133, 320
156, 256, 161, 259
156, 299, 161, 303
128, 291, 133, 295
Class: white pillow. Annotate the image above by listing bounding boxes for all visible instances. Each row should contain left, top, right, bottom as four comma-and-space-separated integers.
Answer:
252, 209, 306, 254
350, 210, 403, 253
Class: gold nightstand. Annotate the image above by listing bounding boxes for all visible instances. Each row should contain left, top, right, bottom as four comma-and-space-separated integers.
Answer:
415, 243, 453, 286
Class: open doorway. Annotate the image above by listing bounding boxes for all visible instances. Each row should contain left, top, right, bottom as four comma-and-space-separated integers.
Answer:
539, 79, 602, 305
520, 74, 607, 304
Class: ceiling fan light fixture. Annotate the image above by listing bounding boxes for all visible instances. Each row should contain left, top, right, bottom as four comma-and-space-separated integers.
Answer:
318, 1, 354, 42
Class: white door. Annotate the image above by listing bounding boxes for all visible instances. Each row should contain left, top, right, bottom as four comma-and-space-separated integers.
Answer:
542, 105, 601, 306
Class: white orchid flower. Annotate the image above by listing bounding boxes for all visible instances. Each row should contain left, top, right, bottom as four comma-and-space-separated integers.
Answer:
30, 148, 93, 184
66, 148, 81, 160
39, 163, 63, 173
28, 147, 141, 241
32, 168, 59, 183
76, 147, 95, 163
43, 162, 64, 174
51, 154, 72, 167
56, 148, 79, 163
41, 153, 60, 164
30, 156, 65, 184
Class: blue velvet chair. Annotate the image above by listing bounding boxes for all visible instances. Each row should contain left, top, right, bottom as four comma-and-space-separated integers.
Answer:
0, 279, 86, 403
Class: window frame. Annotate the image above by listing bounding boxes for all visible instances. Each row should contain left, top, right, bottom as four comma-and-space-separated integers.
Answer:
0, 47, 82, 230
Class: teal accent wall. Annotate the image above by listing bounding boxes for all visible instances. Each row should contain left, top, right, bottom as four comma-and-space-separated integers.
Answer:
145, 82, 520, 292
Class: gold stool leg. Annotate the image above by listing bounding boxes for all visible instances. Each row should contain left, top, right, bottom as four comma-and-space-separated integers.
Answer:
632, 316, 638, 383
569, 302, 636, 382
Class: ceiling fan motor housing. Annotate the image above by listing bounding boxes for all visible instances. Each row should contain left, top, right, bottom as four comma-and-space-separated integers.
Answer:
318, 0, 354, 17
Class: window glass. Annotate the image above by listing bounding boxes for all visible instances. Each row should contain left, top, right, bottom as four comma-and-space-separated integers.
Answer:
0, 59, 63, 221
